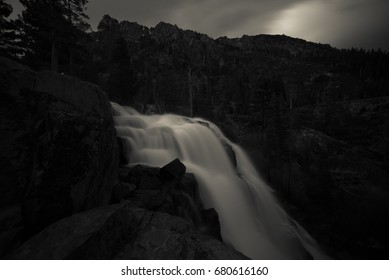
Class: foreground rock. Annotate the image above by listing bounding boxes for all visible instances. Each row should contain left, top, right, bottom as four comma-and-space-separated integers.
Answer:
118, 161, 210, 234
0, 57, 118, 256
9, 202, 247, 260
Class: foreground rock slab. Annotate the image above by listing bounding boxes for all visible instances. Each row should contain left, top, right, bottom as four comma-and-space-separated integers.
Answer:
9, 202, 247, 260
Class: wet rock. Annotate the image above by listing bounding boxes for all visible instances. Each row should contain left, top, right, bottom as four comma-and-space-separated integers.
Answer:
177, 173, 201, 204
220, 139, 237, 168
200, 208, 222, 241
160, 158, 186, 182
121, 163, 205, 228
117, 137, 129, 165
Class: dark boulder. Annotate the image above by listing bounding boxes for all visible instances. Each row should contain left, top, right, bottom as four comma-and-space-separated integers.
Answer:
160, 158, 186, 182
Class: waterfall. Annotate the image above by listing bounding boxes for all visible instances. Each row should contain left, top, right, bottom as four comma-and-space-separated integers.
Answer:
112, 102, 326, 259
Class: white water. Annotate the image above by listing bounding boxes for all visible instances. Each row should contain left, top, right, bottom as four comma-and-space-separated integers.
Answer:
112, 102, 326, 259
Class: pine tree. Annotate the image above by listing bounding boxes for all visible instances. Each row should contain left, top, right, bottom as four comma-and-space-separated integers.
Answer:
18, 0, 90, 72
0, 0, 20, 58
63, 0, 90, 74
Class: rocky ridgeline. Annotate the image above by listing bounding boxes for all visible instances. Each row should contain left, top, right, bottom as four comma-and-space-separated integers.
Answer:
0, 57, 245, 259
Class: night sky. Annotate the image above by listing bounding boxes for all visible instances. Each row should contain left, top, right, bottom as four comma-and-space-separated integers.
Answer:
8, 0, 389, 50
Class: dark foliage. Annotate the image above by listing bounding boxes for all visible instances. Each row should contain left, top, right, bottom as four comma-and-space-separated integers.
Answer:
16, 0, 90, 72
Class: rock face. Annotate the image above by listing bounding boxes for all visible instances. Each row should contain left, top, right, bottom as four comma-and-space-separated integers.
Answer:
0, 57, 118, 256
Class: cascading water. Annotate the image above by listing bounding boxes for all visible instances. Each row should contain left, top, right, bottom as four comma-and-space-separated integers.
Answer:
112, 102, 326, 259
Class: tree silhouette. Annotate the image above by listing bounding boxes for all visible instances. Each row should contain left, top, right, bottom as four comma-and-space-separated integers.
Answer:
0, 0, 20, 58
18, 0, 90, 72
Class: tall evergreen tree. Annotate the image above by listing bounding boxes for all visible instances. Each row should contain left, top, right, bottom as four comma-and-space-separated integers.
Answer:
0, 0, 20, 58
18, 0, 90, 72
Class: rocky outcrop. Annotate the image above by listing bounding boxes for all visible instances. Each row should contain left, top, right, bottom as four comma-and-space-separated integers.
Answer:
9, 201, 247, 260
117, 161, 212, 235
0, 57, 118, 256
160, 158, 186, 182
7, 158, 243, 260
114, 205, 247, 260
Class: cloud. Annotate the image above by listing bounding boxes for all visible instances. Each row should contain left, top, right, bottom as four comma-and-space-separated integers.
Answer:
267, 0, 389, 49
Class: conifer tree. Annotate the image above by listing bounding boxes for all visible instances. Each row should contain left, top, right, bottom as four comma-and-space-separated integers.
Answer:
0, 0, 20, 58
18, 0, 90, 72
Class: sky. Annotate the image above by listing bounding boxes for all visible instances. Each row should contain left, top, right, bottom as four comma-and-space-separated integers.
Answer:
8, 0, 389, 50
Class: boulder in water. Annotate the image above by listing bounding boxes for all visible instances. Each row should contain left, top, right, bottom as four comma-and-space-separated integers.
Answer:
160, 158, 186, 182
